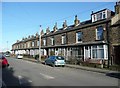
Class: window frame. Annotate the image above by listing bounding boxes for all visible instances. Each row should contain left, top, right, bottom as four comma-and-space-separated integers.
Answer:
43, 39, 46, 46
76, 32, 82, 43
32, 41, 34, 47
92, 45, 104, 59
96, 26, 104, 40
61, 35, 66, 44
51, 37, 54, 46
37, 40, 39, 47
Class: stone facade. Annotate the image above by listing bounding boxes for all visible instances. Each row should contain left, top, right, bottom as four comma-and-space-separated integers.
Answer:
67, 31, 76, 44
12, 2, 120, 65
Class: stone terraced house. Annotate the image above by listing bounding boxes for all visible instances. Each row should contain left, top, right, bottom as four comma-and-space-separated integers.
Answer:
12, 2, 120, 65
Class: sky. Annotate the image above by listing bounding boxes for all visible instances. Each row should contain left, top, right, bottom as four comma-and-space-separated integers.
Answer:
1, 2, 116, 52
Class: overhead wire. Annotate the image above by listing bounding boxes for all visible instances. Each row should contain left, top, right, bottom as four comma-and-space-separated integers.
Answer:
40, 2, 114, 28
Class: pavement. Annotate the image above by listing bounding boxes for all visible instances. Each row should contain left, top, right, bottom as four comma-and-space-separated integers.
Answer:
19, 57, 119, 74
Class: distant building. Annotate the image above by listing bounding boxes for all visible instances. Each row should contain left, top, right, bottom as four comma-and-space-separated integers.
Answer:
12, 2, 120, 65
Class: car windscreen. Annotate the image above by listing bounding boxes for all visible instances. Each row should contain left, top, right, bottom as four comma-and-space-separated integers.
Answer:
56, 56, 64, 60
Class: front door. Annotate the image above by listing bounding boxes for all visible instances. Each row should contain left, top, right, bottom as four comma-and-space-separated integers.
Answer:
113, 45, 120, 65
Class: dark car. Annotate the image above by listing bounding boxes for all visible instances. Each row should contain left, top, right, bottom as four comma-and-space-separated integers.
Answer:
45, 56, 65, 67
0, 54, 9, 68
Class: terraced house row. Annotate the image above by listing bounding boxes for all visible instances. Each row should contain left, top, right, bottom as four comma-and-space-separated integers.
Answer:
12, 2, 120, 65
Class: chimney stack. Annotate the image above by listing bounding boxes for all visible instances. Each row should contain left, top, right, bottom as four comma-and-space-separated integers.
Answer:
41, 29, 44, 35
36, 32, 39, 38
53, 22, 58, 32
63, 20, 67, 30
74, 15, 80, 27
115, 1, 120, 14
46, 27, 50, 34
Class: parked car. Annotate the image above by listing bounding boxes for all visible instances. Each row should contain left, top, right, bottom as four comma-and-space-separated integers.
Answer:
44, 56, 65, 67
16, 54, 23, 59
5, 54, 10, 57
0, 54, 9, 68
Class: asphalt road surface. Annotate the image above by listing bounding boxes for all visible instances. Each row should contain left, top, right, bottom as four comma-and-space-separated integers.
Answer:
2, 57, 119, 87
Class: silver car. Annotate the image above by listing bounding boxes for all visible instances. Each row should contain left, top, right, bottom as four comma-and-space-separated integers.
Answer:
45, 56, 65, 67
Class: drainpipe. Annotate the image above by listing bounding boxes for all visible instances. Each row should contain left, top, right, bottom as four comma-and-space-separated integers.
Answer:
106, 22, 111, 68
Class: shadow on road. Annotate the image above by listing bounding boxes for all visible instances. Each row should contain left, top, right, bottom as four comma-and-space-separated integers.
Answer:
106, 72, 120, 79
2, 67, 32, 88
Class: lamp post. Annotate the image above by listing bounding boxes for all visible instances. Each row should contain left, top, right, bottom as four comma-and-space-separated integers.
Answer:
39, 25, 42, 62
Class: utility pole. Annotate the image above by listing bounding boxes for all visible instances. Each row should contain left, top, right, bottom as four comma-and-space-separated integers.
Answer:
39, 25, 42, 62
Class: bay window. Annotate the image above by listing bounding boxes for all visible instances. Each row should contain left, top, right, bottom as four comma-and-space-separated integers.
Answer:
92, 45, 104, 59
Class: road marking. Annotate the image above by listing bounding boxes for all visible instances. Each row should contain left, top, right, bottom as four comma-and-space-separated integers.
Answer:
24, 61, 36, 64
18, 75, 32, 85
39, 73, 55, 80
28, 80, 32, 83
18, 75, 23, 85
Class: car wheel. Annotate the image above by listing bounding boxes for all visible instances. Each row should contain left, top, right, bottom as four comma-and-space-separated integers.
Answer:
7, 64, 9, 67
52, 63, 55, 67
44, 61, 47, 65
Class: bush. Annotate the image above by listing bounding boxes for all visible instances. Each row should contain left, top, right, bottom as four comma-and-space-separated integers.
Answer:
109, 65, 120, 71
23, 54, 33, 58
34, 54, 47, 61
35, 54, 39, 60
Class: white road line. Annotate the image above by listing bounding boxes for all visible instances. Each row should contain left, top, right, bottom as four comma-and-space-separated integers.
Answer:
18, 75, 32, 85
18, 75, 23, 85
24, 61, 36, 64
28, 80, 32, 83
39, 73, 55, 80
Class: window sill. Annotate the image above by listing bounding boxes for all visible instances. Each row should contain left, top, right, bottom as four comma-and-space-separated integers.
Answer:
76, 41, 83, 43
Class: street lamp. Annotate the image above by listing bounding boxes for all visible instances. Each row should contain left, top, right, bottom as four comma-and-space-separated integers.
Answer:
39, 25, 42, 62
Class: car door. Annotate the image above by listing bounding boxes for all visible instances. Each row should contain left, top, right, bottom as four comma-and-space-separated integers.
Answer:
49, 56, 54, 65
46, 56, 52, 65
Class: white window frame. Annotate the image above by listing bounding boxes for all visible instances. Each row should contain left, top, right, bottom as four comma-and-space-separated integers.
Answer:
104, 45, 108, 60
19, 44, 20, 49
92, 45, 104, 59
43, 39, 46, 46
102, 11, 106, 19
32, 41, 34, 47
92, 10, 107, 22
97, 12, 102, 21
76, 32, 82, 43
62, 35, 65, 44
96, 26, 104, 40
24, 43, 26, 48
27, 42, 29, 48
51, 37, 54, 45
37, 40, 39, 47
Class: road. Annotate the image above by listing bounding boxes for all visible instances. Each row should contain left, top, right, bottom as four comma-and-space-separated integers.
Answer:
2, 57, 119, 87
